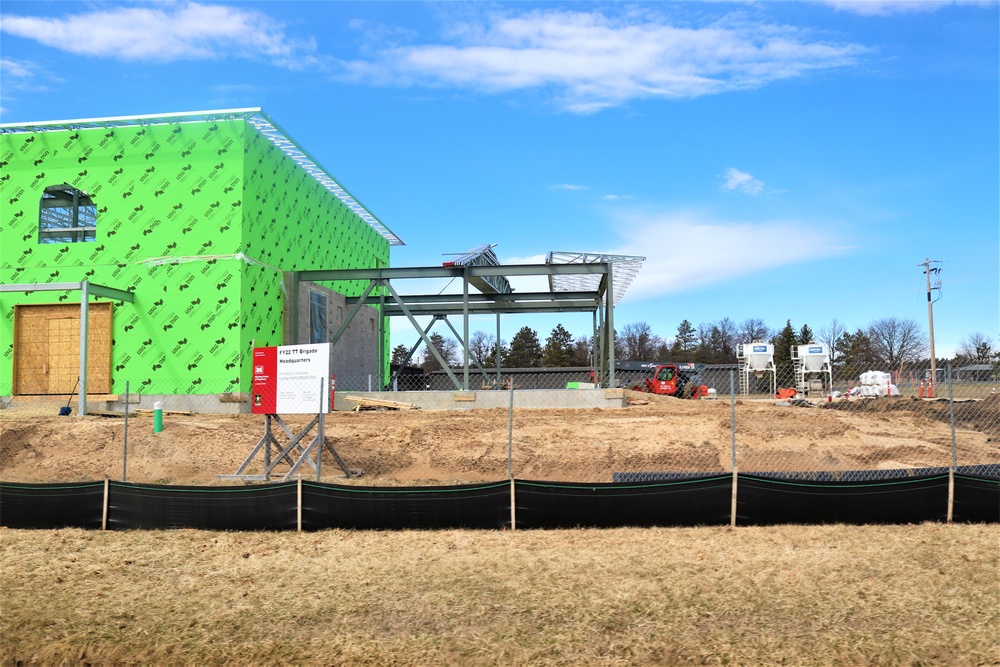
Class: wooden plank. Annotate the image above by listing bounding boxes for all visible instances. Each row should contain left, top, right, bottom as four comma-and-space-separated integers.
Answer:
343, 395, 418, 410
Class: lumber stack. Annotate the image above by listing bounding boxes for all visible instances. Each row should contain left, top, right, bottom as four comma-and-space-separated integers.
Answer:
343, 396, 419, 412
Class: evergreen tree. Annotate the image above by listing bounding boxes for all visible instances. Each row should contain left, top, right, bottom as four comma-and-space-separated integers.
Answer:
484, 340, 509, 368
798, 324, 815, 345
673, 320, 697, 355
420, 332, 457, 372
771, 320, 797, 385
542, 324, 575, 367
506, 326, 542, 368
391, 344, 412, 366
838, 328, 878, 375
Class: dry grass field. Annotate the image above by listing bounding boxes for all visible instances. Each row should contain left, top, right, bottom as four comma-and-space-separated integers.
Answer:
2, 396, 998, 664
1, 524, 998, 666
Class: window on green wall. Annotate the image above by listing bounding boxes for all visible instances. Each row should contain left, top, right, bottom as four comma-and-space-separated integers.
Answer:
39, 184, 97, 243
309, 290, 328, 344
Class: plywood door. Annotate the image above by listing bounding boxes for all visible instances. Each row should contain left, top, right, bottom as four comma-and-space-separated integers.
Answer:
47, 317, 80, 393
13, 303, 112, 395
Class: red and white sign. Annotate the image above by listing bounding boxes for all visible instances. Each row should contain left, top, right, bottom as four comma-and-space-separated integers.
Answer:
251, 343, 331, 414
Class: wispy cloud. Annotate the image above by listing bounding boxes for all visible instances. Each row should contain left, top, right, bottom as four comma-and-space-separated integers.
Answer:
603, 194, 634, 201
721, 168, 766, 196
550, 184, 587, 190
0, 58, 60, 112
820, 1, 963, 16
345, 8, 869, 113
0, 2, 317, 68
608, 209, 849, 300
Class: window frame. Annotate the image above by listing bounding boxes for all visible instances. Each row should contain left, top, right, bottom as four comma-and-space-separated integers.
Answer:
39, 183, 97, 244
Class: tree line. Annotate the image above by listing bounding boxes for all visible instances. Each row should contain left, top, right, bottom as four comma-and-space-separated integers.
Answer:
392, 318, 998, 374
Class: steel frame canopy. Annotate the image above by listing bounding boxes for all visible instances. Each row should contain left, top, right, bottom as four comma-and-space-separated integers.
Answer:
291, 250, 645, 392
546, 251, 644, 307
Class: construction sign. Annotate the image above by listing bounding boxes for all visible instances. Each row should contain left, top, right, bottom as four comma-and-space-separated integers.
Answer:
252, 343, 331, 414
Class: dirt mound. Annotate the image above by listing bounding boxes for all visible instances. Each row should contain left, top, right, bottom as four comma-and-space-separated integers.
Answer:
825, 395, 1000, 438
1, 397, 997, 484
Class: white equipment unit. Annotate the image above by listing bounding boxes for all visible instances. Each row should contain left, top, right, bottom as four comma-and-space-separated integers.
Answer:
857, 370, 899, 397
791, 343, 833, 397
737, 341, 776, 396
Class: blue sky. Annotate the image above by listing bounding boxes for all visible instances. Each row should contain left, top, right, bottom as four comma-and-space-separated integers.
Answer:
2, 1, 997, 359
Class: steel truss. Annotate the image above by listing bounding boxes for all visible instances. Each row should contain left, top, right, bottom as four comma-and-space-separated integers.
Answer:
289, 258, 635, 391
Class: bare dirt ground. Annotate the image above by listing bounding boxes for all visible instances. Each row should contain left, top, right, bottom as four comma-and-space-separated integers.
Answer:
2, 393, 997, 484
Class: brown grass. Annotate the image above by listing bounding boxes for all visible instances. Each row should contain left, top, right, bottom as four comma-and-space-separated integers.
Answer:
2, 524, 997, 666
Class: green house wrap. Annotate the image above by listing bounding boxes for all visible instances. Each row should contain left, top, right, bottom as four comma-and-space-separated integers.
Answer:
0, 109, 401, 406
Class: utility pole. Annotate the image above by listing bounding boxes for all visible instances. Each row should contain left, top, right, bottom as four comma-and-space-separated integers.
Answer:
920, 258, 941, 397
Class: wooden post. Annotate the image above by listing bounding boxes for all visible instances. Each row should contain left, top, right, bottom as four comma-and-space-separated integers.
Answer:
510, 478, 516, 532
730, 370, 738, 529
101, 478, 109, 531
297, 477, 303, 533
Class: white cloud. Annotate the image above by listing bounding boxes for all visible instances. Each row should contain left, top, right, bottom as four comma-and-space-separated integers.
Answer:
0, 2, 317, 67
722, 168, 766, 195
345, 8, 868, 112
0, 58, 56, 91
603, 194, 634, 201
820, 1, 959, 16
607, 209, 849, 301
0, 58, 60, 109
550, 183, 587, 190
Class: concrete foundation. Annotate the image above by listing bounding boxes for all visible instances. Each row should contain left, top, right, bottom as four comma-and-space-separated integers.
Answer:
334, 388, 627, 411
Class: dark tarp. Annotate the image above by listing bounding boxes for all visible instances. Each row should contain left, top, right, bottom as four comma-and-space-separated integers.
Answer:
0, 481, 105, 529
952, 474, 1000, 523
736, 474, 950, 525
515, 477, 733, 529
107, 481, 298, 531
301, 480, 511, 530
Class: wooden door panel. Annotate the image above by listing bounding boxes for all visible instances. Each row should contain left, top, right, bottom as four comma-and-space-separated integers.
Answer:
14, 303, 112, 395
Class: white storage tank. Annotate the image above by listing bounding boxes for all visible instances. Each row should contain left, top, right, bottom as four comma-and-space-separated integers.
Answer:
742, 343, 774, 371
797, 343, 830, 371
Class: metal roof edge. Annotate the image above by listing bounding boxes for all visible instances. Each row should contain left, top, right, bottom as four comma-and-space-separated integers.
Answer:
250, 110, 404, 246
0, 108, 263, 132
0, 108, 404, 247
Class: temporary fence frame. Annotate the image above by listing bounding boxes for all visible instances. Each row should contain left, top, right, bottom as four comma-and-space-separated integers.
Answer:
218, 412, 357, 482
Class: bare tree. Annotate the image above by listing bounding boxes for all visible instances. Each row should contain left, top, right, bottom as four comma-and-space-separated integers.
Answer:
572, 336, 592, 366
818, 319, 847, 366
620, 321, 661, 361
955, 332, 996, 365
469, 331, 495, 367
711, 317, 738, 362
736, 317, 770, 343
866, 317, 928, 369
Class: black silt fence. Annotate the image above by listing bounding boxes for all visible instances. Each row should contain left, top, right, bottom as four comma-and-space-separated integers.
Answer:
107, 481, 298, 531
0, 481, 106, 529
302, 481, 511, 530
514, 477, 733, 529
952, 474, 1000, 523
2, 474, 997, 531
736, 474, 951, 526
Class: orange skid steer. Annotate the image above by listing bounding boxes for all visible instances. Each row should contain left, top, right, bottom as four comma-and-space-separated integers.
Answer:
642, 362, 708, 399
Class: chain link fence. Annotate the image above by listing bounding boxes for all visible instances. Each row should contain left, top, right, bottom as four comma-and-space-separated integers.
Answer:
1, 361, 997, 486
